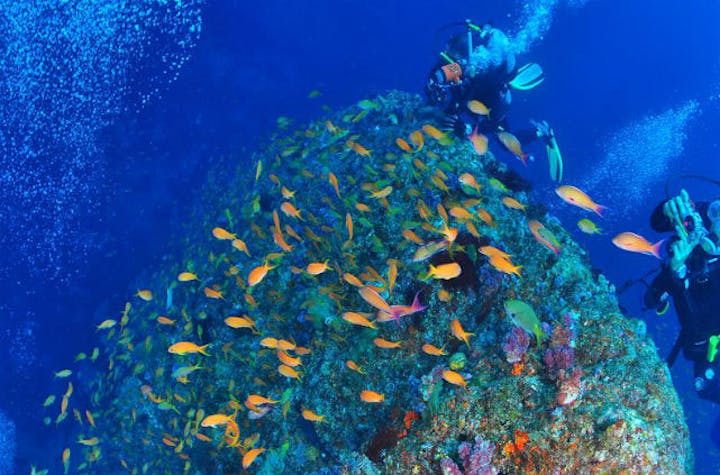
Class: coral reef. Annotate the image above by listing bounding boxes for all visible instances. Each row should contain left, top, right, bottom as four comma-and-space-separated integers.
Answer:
39, 91, 692, 474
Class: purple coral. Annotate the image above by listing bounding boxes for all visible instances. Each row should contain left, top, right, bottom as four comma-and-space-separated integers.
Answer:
440, 436, 498, 475
544, 313, 583, 406
502, 327, 530, 363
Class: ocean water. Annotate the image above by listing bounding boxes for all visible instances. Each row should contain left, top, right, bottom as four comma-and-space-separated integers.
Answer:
1, 0, 719, 473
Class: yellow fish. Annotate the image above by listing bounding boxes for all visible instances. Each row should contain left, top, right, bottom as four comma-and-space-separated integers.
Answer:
168, 342, 209, 356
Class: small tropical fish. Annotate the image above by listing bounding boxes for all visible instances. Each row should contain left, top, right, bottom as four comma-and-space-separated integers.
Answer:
346, 140, 371, 156
502, 197, 526, 211
243, 447, 267, 469
449, 206, 473, 221
475, 208, 495, 227
201, 413, 234, 427
96, 319, 116, 330
346, 360, 366, 374
345, 213, 353, 242
302, 409, 325, 422
85, 410, 95, 427
409, 130, 424, 151
450, 319, 474, 348
358, 99, 379, 110
157, 316, 176, 325
396, 138, 413, 153
260, 337, 279, 348
342, 312, 377, 329
246, 395, 279, 405
387, 260, 398, 295
54, 369, 72, 378
212, 227, 236, 240
488, 178, 509, 192
458, 172, 482, 192
277, 350, 302, 367
306, 261, 332, 275
467, 100, 490, 116
278, 364, 301, 380
489, 255, 522, 276
504, 299, 546, 346
479, 246, 512, 260
224, 316, 258, 332
203, 287, 224, 300
280, 201, 303, 219
248, 261, 277, 286
412, 239, 448, 262
497, 131, 528, 165
355, 202, 371, 212
42, 395, 56, 407
360, 390, 385, 403
358, 286, 392, 313
442, 369, 468, 388
373, 337, 401, 349
135, 289, 153, 301
370, 186, 393, 199
577, 218, 602, 234
178, 272, 199, 282
328, 172, 341, 198
308, 89, 322, 98
402, 229, 424, 245
528, 220, 561, 255
77, 436, 99, 447
255, 160, 263, 182
168, 342, 209, 356
468, 126, 488, 155
62, 448, 70, 475
232, 239, 251, 256
612, 232, 664, 258
555, 185, 607, 216
171, 364, 203, 379
426, 262, 462, 280
343, 273, 364, 287
437, 289, 453, 302
421, 124, 447, 141
422, 343, 447, 356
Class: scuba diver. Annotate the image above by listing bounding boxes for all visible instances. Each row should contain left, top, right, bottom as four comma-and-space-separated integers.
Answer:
643, 186, 720, 442
424, 20, 563, 182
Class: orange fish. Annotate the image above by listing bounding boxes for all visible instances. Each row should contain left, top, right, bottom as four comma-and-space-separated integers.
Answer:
302, 409, 325, 422
346, 140, 371, 156
502, 197, 526, 211
422, 124, 447, 141
468, 126, 488, 155
360, 390, 385, 403
373, 337, 401, 349
203, 287, 224, 300
281, 186, 296, 200
409, 130, 424, 151
232, 238, 251, 256
224, 316, 258, 332
555, 185, 607, 217
246, 395, 279, 405
497, 131, 528, 165
328, 172, 341, 198
342, 312, 377, 329
62, 447, 71, 474
467, 100, 490, 116
248, 261, 277, 286
402, 229, 424, 245
612, 232, 664, 258
475, 208, 495, 227
178, 272, 199, 282
422, 343, 447, 356
260, 337, 279, 349
346, 360, 366, 374
458, 172, 482, 192
343, 272, 364, 287
412, 239, 448, 262
242, 447, 266, 469
450, 319, 474, 348
278, 364, 301, 380
396, 138, 413, 153
280, 201, 303, 220
387, 260, 398, 295
135, 289, 152, 301
277, 339, 297, 351
528, 220, 561, 255
489, 255, 523, 277
273, 228, 294, 253
437, 289, 453, 302
358, 286, 392, 313
306, 261, 332, 275
370, 186, 393, 199
426, 262, 462, 280
168, 342, 209, 356
449, 206, 473, 221
442, 369, 468, 388
212, 227, 236, 240
480, 245, 512, 260
277, 350, 302, 367
355, 202, 371, 213
345, 213, 353, 241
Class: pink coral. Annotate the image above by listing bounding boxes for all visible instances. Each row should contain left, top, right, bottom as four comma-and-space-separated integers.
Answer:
502, 327, 530, 364
556, 367, 583, 406
441, 436, 498, 475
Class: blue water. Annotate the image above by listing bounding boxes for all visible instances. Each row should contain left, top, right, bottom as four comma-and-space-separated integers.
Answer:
1, 0, 719, 473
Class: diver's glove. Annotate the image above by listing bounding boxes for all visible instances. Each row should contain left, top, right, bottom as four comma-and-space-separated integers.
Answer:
443, 114, 472, 137
531, 119, 554, 142
664, 189, 708, 277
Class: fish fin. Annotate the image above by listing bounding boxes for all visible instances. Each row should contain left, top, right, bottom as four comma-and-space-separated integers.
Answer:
199, 344, 211, 356
546, 136, 563, 182
509, 63, 544, 91
594, 204, 608, 218
651, 239, 666, 259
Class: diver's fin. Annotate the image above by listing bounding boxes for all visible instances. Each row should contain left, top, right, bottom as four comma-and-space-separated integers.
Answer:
546, 135, 563, 182
509, 63, 544, 91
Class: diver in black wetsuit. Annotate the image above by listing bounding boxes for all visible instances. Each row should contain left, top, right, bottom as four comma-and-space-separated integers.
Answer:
644, 189, 720, 402
424, 20, 563, 182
